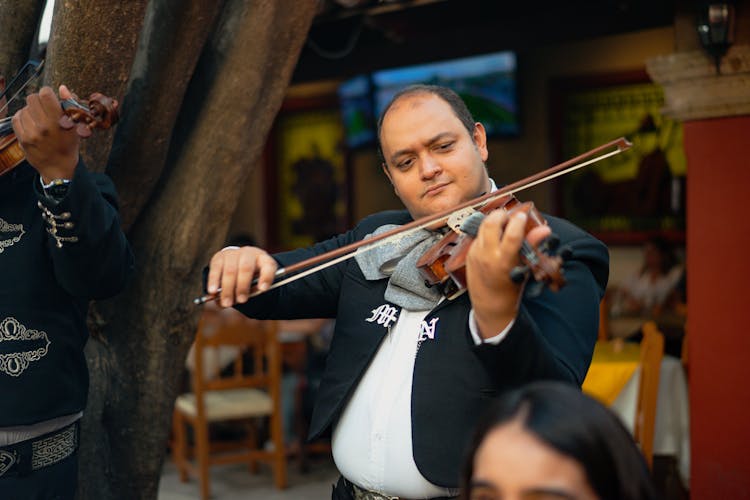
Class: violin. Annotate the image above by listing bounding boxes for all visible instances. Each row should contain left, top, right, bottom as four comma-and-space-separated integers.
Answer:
417, 194, 569, 300
194, 137, 632, 305
0, 92, 119, 176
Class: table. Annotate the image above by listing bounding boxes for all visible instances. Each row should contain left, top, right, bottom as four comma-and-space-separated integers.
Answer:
583, 342, 690, 485
582, 340, 640, 405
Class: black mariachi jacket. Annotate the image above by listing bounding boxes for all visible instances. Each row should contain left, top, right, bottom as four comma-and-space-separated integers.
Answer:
0, 161, 133, 426
235, 209, 609, 487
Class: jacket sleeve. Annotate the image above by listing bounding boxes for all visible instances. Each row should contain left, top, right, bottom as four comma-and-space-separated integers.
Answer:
233, 231, 353, 320
234, 210, 408, 320
473, 216, 609, 386
34, 160, 135, 300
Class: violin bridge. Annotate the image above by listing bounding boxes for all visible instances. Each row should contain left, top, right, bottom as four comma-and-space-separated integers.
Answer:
446, 207, 477, 234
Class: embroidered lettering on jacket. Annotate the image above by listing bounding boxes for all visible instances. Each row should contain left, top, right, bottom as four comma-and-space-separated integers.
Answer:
416, 317, 440, 357
0, 218, 25, 254
365, 304, 399, 328
418, 317, 439, 342
0, 317, 51, 377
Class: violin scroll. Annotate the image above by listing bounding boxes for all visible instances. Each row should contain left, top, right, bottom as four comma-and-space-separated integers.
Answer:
59, 93, 119, 137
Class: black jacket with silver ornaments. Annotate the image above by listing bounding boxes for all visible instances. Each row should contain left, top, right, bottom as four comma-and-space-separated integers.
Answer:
0, 161, 133, 426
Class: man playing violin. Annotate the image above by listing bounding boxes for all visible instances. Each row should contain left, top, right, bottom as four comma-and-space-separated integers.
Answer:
0, 77, 133, 498
205, 85, 608, 499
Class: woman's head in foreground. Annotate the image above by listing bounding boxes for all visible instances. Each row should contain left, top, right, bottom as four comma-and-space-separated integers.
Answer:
461, 381, 657, 500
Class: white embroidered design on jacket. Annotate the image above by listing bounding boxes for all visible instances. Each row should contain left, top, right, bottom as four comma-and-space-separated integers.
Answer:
365, 304, 400, 328
0, 317, 51, 377
418, 317, 439, 342
0, 218, 25, 254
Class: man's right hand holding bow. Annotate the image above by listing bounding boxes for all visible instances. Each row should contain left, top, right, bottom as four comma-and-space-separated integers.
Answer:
207, 246, 278, 307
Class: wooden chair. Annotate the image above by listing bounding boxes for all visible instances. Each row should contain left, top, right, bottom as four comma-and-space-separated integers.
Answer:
172, 315, 287, 499
634, 321, 665, 469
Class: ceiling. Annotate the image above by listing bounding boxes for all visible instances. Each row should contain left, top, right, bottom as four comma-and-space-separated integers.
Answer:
291, 0, 677, 83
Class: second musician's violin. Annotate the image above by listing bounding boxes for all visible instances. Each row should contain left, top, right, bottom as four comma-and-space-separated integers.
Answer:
0, 83, 119, 176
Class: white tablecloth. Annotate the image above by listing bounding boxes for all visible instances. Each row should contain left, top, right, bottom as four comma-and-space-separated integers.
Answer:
610, 355, 690, 484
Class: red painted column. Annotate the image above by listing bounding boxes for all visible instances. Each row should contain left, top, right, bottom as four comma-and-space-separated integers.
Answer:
647, 30, 750, 495
683, 116, 750, 498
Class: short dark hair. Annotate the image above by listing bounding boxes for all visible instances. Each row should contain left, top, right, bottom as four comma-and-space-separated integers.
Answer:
376, 84, 476, 165
460, 381, 658, 500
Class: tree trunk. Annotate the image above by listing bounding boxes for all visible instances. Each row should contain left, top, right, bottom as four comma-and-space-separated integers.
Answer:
2, 0, 316, 496
0, 0, 45, 87
76, 2, 225, 488
83, 0, 317, 498
106, 0, 226, 230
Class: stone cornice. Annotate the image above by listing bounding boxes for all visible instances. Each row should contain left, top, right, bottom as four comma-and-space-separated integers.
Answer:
646, 44, 750, 121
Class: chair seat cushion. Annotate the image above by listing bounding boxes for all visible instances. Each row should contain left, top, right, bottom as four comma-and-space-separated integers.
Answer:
175, 388, 273, 420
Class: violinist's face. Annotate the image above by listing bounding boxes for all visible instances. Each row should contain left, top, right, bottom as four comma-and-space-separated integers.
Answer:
468, 420, 599, 500
379, 93, 490, 220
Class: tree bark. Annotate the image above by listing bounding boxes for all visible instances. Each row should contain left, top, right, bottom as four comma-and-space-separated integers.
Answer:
74, 3, 223, 497
45, 0, 149, 172
107, 0, 226, 230
85, 0, 317, 498
0, 0, 45, 86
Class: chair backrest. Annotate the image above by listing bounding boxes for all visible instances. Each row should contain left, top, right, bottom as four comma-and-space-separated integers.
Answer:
191, 313, 281, 414
634, 320, 664, 469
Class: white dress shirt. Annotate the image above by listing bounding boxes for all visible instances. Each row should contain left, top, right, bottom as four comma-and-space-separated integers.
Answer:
332, 306, 512, 497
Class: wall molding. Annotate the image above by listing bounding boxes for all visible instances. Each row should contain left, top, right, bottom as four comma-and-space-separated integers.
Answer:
646, 44, 750, 121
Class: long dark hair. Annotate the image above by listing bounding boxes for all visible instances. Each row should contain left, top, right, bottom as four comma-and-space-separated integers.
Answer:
460, 381, 658, 500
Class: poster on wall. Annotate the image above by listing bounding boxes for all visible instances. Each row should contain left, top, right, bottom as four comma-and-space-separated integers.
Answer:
276, 110, 348, 250
554, 72, 687, 243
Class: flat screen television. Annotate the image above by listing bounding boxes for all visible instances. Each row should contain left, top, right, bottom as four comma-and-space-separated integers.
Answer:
372, 51, 519, 137
337, 74, 377, 149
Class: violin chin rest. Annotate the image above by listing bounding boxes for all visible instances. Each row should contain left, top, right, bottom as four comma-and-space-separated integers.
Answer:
459, 212, 485, 237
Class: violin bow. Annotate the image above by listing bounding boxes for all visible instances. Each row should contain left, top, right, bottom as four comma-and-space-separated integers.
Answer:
194, 137, 632, 305
0, 59, 44, 118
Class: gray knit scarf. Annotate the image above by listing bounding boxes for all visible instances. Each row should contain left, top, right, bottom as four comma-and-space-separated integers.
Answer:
354, 224, 444, 310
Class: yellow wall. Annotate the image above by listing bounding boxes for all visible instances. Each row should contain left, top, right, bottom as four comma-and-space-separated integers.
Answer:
488, 26, 675, 212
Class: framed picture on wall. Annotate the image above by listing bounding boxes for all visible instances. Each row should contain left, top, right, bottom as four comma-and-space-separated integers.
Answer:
267, 101, 350, 251
550, 70, 686, 244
